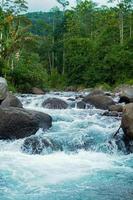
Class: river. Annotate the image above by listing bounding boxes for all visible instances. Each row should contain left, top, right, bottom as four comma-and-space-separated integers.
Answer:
0, 92, 133, 200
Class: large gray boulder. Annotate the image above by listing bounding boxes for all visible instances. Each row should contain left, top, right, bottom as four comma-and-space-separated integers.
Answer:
83, 94, 115, 110
121, 103, 133, 140
42, 98, 68, 109
1, 93, 23, 108
0, 77, 8, 101
22, 135, 62, 154
0, 107, 52, 139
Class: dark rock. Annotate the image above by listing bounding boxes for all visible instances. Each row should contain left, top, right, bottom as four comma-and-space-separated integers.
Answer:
105, 92, 113, 96
67, 98, 75, 101
0, 107, 52, 140
109, 105, 123, 112
42, 98, 68, 109
103, 111, 122, 117
75, 95, 84, 99
121, 103, 133, 140
22, 135, 62, 154
32, 87, 45, 95
83, 94, 115, 110
1, 93, 23, 108
115, 134, 133, 154
119, 96, 131, 104
119, 87, 133, 103
77, 101, 86, 109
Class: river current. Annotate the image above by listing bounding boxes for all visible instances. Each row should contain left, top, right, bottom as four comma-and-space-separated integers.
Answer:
0, 92, 133, 200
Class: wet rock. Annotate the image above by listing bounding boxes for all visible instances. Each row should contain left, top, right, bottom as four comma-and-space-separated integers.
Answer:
121, 103, 133, 140
109, 105, 123, 113
77, 101, 86, 109
75, 95, 84, 99
1, 93, 23, 108
0, 107, 52, 139
83, 94, 115, 110
114, 134, 133, 154
67, 98, 75, 101
32, 87, 45, 95
22, 136, 62, 154
0, 77, 8, 101
42, 98, 68, 109
103, 111, 122, 117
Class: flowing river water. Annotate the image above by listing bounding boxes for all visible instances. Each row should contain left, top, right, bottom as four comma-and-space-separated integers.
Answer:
0, 92, 133, 200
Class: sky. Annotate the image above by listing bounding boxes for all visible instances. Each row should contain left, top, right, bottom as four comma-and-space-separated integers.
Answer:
27, 0, 110, 12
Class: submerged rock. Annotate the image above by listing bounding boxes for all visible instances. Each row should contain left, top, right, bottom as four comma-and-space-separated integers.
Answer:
22, 135, 62, 154
83, 94, 115, 110
121, 103, 133, 140
1, 93, 23, 108
0, 107, 52, 139
77, 101, 86, 109
42, 98, 68, 109
0, 77, 8, 101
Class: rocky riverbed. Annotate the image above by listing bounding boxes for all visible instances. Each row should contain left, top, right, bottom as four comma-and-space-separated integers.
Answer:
0, 78, 133, 200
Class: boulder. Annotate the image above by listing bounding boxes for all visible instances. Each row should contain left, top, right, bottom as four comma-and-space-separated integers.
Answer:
22, 136, 62, 154
1, 93, 23, 108
32, 87, 45, 95
109, 105, 123, 113
121, 103, 133, 140
42, 98, 68, 109
119, 87, 133, 104
0, 77, 8, 101
0, 107, 52, 139
83, 94, 115, 110
77, 101, 86, 109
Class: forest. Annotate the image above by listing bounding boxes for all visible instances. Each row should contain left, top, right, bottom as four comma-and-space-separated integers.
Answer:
0, 0, 133, 92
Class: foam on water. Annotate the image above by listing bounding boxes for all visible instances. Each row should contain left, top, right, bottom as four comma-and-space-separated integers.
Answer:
0, 92, 133, 200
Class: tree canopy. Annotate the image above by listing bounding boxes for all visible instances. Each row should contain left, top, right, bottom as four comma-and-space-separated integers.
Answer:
0, 0, 133, 92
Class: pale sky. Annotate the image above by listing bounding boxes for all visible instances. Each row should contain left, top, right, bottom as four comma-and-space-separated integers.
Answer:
27, 0, 110, 12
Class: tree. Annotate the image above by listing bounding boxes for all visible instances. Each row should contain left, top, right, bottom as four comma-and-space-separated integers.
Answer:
109, 0, 133, 44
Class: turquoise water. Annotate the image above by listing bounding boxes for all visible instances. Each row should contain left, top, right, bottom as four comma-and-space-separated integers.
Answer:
0, 92, 133, 200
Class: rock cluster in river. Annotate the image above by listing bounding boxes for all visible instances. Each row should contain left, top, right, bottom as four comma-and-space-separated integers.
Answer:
0, 77, 52, 140
79, 89, 115, 110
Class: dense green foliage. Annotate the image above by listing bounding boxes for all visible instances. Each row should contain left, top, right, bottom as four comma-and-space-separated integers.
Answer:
0, 0, 133, 92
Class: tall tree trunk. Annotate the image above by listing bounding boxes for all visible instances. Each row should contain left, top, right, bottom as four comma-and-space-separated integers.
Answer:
48, 52, 52, 74
62, 8, 65, 75
119, 11, 124, 45
52, 15, 55, 69
129, 13, 132, 38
